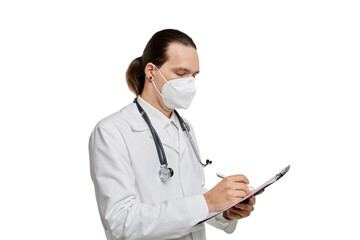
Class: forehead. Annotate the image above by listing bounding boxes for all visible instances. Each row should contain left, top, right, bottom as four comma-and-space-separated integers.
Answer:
163, 42, 199, 72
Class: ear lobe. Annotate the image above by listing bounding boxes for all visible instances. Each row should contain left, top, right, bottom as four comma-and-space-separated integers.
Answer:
145, 62, 156, 82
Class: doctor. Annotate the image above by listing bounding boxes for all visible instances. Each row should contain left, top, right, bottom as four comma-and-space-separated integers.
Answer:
89, 29, 257, 240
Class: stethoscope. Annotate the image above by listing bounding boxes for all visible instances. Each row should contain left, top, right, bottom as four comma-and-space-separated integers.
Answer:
133, 98, 212, 182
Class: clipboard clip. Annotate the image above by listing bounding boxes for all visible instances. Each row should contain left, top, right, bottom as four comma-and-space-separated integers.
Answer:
275, 165, 290, 180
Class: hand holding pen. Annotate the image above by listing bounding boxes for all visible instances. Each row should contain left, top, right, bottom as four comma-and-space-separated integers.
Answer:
213, 172, 263, 220
203, 172, 252, 214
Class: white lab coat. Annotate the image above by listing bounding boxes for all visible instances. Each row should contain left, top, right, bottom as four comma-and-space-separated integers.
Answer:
88, 101, 238, 240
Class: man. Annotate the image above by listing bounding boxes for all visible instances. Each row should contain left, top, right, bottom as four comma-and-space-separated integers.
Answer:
89, 29, 257, 240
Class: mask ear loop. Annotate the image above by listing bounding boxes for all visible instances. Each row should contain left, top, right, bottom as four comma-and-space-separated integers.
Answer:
151, 64, 168, 98
151, 79, 165, 98
154, 65, 169, 83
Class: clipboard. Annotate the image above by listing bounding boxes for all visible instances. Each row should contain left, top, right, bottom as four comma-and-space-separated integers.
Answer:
197, 165, 290, 225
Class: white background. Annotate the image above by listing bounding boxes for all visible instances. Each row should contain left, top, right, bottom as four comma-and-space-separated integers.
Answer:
1, 0, 359, 239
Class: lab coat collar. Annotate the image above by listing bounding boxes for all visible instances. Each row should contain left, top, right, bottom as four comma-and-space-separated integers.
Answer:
120, 100, 179, 153
137, 95, 179, 130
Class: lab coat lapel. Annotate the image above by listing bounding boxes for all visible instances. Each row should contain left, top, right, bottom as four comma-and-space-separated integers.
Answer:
121, 103, 179, 154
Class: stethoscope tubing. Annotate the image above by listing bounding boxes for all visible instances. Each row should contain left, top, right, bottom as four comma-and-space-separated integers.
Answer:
135, 100, 168, 167
173, 110, 212, 167
133, 98, 211, 181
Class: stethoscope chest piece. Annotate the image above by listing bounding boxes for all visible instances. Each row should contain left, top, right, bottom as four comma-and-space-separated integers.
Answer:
159, 165, 174, 182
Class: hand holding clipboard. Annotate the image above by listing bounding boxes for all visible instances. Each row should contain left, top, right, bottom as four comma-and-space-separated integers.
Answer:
198, 165, 290, 224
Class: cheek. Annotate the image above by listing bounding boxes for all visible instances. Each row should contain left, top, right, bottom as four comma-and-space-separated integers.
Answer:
154, 73, 166, 90
157, 79, 166, 92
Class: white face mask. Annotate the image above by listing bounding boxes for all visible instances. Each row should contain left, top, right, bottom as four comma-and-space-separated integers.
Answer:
152, 65, 196, 109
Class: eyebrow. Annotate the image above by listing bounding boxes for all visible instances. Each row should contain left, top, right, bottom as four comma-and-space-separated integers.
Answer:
172, 67, 200, 75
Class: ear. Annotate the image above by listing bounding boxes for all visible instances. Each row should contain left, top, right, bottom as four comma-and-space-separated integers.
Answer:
144, 62, 156, 82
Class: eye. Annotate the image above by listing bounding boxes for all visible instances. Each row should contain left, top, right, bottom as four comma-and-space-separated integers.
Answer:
176, 73, 185, 77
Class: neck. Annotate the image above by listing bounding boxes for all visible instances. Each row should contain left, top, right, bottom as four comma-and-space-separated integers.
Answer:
140, 88, 173, 119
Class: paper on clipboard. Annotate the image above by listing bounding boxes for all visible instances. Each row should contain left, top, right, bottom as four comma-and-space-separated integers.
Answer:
197, 165, 290, 225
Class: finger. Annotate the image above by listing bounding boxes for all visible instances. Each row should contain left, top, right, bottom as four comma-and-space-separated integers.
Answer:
229, 208, 252, 218
254, 189, 265, 196
225, 210, 240, 219
247, 189, 254, 195
227, 174, 249, 184
226, 209, 244, 219
232, 203, 255, 211
233, 189, 247, 198
227, 183, 249, 199
234, 182, 250, 193
242, 196, 255, 205
248, 196, 256, 205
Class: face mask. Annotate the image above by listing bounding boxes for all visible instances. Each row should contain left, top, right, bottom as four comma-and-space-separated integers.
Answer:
151, 65, 196, 109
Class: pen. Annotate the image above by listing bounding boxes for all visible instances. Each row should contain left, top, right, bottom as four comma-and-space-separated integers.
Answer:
216, 172, 255, 190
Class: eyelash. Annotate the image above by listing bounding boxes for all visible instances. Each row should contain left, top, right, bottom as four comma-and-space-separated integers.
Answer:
177, 73, 197, 78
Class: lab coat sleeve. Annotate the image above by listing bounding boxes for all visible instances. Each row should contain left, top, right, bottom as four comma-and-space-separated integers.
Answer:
89, 121, 210, 240
183, 118, 238, 234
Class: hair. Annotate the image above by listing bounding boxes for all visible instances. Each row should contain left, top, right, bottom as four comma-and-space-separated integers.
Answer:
126, 29, 197, 96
